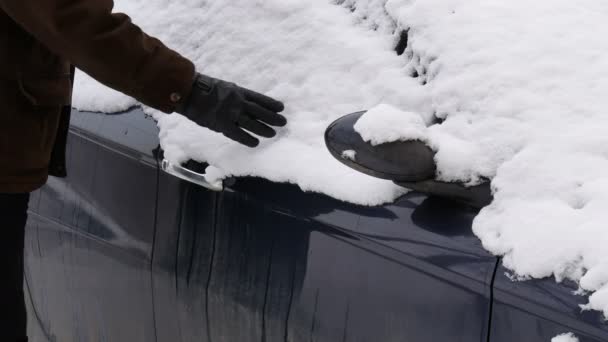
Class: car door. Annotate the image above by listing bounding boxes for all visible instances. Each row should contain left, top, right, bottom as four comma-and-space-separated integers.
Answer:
489, 265, 608, 342
152, 162, 498, 341
24, 107, 159, 342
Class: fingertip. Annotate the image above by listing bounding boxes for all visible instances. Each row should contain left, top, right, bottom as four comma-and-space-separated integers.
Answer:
245, 134, 260, 147
275, 114, 287, 127
247, 138, 260, 148
260, 128, 277, 138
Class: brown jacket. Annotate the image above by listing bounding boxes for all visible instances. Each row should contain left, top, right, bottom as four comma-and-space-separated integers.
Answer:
0, 0, 195, 193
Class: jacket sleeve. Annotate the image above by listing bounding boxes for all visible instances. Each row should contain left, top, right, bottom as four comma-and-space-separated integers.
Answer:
0, 0, 195, 113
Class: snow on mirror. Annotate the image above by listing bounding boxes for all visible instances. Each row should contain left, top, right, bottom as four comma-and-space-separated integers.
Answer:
354, 104, 429, 146
72, 0, 608, 319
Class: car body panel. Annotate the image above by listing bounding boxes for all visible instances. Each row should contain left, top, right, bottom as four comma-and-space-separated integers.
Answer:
490, 265, 608, 342
24, 108, 158, 342
22, 107, 608, 341
152, 174, 496, 341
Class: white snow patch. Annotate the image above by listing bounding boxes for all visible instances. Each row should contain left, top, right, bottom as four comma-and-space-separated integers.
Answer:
354, 104, 429, 146
72, 0, 608, 318
552, 333, 579, 342
73, 72, 135, 113
74, 0, 427, 205
341, 150, 357, 161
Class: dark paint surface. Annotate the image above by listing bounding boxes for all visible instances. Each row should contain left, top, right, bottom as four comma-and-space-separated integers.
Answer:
153, 175, 496, 341
491, 265, 608, 342
25, 108, 159, 342
22, 108, 608, 341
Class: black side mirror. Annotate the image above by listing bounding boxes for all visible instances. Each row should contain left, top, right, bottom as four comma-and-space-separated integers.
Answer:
325, 111, 436, 181
325, 111, 492, 209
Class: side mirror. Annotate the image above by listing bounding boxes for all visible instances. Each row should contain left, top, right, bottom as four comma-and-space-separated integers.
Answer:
325, 111, 492, 208
325, 111, 436, 182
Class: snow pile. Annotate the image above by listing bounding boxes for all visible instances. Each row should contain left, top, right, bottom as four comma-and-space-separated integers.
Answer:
365, 0, 608, 318
73, 0, 430, 205
72, 0, 608, 317
354, 104, 428, 146
391, 0, 608, 318
552, 333, 579, 342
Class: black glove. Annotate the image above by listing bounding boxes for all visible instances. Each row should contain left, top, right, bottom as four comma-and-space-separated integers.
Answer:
176, 73, 287, 147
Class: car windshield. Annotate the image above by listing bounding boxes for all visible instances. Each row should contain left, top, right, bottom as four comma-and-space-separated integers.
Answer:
72, 0, 608, 320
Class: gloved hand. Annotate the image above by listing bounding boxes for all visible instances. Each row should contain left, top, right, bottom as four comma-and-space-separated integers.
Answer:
177, 73, 287, 147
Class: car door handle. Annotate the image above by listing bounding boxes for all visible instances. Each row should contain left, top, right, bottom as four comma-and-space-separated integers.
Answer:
161, 159, 223, 192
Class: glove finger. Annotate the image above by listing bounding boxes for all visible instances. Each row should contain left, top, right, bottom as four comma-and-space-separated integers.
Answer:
237, 116, 277, 138
244, 89, 285, 113
223, 127, 260, 148
245, 102, 288, 127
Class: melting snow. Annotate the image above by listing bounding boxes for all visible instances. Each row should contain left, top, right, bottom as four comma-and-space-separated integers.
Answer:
73, 0, 608, 318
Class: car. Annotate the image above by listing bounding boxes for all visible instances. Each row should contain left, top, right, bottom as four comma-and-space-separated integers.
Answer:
23, 105, 608, 342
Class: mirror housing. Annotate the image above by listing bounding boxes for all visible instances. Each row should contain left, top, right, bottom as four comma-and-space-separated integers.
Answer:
325, 111, 436, 182
325, 111, 492, 208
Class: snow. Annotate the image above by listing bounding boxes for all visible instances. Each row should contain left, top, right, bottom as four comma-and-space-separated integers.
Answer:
74, 0, 424, 205
341, 150, 357, 161
552, 333, 579, 342
72, 0, 608, 318
354, 104, 429, 146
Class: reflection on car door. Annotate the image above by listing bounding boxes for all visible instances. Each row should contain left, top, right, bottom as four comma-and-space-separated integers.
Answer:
152, 171, 498, 341
24, 108, 159, 342
490, 265, 608, 341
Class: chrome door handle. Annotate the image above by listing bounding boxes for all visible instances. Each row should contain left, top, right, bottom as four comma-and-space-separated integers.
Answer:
161, 159, 223, 192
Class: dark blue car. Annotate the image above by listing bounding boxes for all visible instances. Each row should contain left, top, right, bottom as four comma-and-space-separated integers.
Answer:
24, 107, 608, 341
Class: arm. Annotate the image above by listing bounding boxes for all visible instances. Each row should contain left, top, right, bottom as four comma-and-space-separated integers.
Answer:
1, 0, 287, 146
0, 0, 194, 113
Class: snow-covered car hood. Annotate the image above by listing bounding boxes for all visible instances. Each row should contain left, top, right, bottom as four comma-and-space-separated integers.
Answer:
73, 0, 608, 319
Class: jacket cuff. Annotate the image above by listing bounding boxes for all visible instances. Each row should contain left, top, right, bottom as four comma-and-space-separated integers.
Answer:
132, 40, 196, 114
